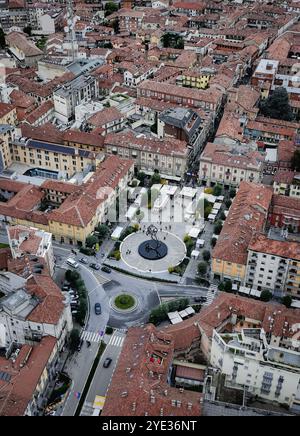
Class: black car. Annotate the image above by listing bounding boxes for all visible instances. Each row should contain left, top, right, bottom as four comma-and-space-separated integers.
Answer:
194, 296, 207, 303
94, 303, 102, 315
103, 357, 112, 368
101, 266, 111, 274
90, 263, 100, 270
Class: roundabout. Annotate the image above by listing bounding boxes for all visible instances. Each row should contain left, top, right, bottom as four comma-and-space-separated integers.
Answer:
110, 292, 138, 313
120, 225, 186, 274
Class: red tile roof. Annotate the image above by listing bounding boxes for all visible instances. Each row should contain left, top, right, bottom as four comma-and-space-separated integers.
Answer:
0, 337, 57, 416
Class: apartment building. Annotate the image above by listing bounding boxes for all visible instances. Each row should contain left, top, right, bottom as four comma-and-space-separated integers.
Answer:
47, 156, 134, 245
0, 156, 134, 245
199, 142, 264, 187
0, 103, 17, 126
117, 10, 144, 34
244, 117, 298, 146
53, 75, 98, 124
176, 70, 212, 90
0, 250, 73, 351
273, 171, 300, 198
0, 336, 59, 416
7, 225, 55, 276
137, 80, 224, 113
10, 136, 102, 180
6, 31, 44, 67
211, 327, 300, 408
87, 107, 126, 134
212, 182, 273, 284
104, 130, 188, 180
269, 194, 300, 234
246, 233, 300, 298
158, 107, 212, 162
0, 125, 15, 172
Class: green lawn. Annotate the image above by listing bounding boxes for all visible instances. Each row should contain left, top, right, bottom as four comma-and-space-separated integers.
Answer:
0, 243, 8, 249
114, 294, 135, 310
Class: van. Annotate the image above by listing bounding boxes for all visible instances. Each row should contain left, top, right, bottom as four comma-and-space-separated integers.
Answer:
66, 258, 79, 269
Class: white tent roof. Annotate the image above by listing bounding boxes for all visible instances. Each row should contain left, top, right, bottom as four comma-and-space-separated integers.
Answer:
161, 185, 178, 196
292, 299, 300, 309
250, 289, 261, 298
111, 226, 124, 240
180, 187, 198, 198
239, 286, 251, 295
185, 306, 195, 315
213, 202, 222, 210
189, 227, 201, 238
191, 249, 200, 258
178, 309, 189, 318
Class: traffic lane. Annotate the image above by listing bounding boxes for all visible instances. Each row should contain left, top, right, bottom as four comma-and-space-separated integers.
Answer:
85, 337, 124, 403
79, 264, 110, 332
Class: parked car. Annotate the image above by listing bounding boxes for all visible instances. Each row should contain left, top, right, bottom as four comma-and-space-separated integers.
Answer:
94, 303, 102, 315
101, 266, 111, 274
103, 357, 112, 368
79, 257, 88, 264
90, 263, 100, 271
194, 296, 207, 303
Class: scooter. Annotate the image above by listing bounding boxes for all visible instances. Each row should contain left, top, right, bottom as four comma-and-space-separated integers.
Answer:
86, 341, 91, 348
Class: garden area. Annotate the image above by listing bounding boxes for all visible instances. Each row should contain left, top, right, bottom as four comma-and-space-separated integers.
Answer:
108, 224, 140, 260
113, 294, 136, 310
80, 224, 110, 255
149, 298, 190, 326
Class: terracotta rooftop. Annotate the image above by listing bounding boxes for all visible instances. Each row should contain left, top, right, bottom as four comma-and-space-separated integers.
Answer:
0, 337, 57, 416
102, 325, 203, 416
212, 181, 273, 265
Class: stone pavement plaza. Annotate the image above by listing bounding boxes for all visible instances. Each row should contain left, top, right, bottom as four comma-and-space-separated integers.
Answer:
120, 230, 186, 274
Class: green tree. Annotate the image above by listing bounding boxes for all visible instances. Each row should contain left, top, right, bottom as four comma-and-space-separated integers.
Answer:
261, 290, 272, 302
211, 237, 217, 247
137, 171, 147, 185
260, 87, 294, 121
0, 29, 6, 49
225, 199, 232, 209
69, 329, 80, 352
224, 280, 233, 293
23, 26, 32, 37
282, 295, 292, 308
95, 224, 109, 239
86, 234, 98, 248
202, 250, 211, 262
229, 188, 236, 199
198, 261, 207, 276
213, 184, 222, 196
151, 171, 161, 186
105, 2, 119, 17
214, 220, 223, 235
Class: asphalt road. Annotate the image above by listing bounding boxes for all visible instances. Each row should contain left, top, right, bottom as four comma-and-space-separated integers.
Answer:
80, 331, 126, 416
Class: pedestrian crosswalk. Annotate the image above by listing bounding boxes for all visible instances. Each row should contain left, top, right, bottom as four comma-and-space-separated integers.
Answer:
81, 330, 103, 343
203, 285, 218, 307
107, 334, 125, 348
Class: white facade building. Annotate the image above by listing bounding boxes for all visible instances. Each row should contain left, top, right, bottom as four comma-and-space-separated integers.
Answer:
211, 329, 300, 408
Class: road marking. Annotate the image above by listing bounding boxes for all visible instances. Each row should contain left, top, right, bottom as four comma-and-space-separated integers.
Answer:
108, 334, 125, 348
81, 330, 102, 343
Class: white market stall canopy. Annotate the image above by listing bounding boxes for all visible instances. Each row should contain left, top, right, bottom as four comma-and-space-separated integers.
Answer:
111, 226, 124, 240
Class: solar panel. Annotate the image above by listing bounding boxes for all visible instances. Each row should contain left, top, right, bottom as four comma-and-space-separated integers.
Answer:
28, 140, 76, 156
0, 371, 11, 382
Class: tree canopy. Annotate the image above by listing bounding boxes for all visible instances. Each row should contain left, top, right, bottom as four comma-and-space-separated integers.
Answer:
260, 87, 294, 121
105, 2, 119, 17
